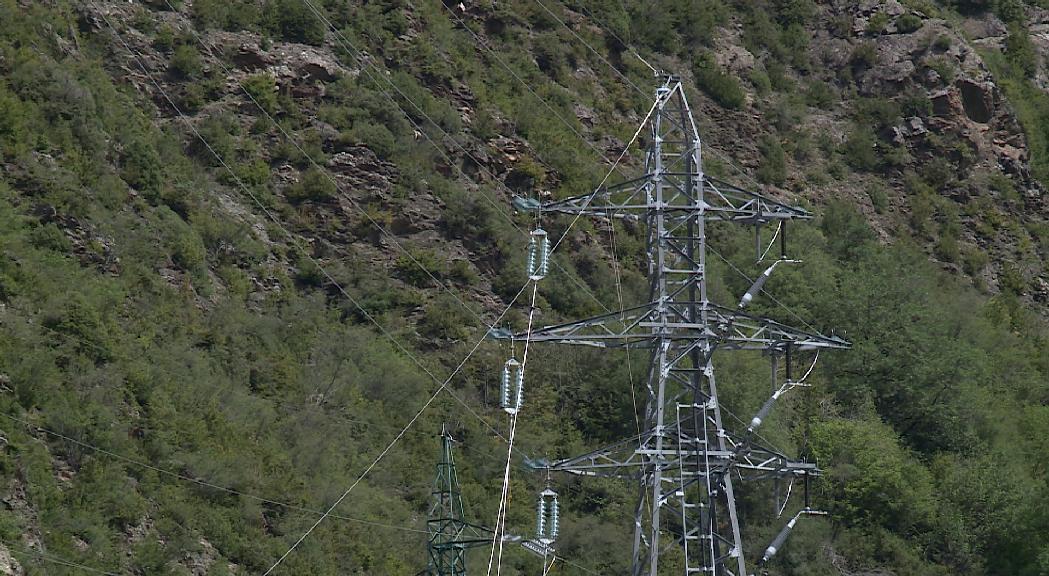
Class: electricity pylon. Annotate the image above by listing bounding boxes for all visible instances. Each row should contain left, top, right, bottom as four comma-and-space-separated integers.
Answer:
492, 75, 849, 575
427, 426, 492, 576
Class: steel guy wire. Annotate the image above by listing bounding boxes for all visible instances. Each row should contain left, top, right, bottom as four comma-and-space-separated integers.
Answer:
90, 10, 531, 571
550, 0, 771, 192
260, 381, 444, 574
70, 9, 655, 576
0, 412, 429, 535
259, 276, 524, 574
446, 0, 819, 347
162, 1, 582, 463
1, 321, 576, 563
2, 303, 532, 500
440, 2, 635, 182
158, 0, 486, 331
485, 281, 539, 576
101, 7, 675, 572
3, 541, 122, 576
545, 1, 826, 335
706, 244, 821, 334
94, 2, 525, 462
288, 0, 612, 316
260, 3, 653, 567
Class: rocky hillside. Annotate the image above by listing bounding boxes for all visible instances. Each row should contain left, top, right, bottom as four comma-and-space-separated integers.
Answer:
1, 0, 1049, 575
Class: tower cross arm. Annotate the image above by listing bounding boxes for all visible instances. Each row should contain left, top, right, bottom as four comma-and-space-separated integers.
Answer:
487, 302, 850, 351
538, 424, 819, 481
513, 175, 811, 225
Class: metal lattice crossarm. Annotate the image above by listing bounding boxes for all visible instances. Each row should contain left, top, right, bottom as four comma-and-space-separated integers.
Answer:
522, 175, 812, 225
533, 423, 817, 482
489, 303, 848, 352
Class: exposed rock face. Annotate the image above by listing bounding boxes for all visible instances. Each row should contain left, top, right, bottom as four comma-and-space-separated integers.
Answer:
0, 545, 21, 576
958, 78, 993, 123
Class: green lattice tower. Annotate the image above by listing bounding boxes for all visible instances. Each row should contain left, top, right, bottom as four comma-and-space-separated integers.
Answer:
427, 427, 490, 576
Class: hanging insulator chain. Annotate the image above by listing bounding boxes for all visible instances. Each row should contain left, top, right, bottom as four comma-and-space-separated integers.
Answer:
537, 488, 559, 544
501, 358, 525, 415
527, 228, 550, 281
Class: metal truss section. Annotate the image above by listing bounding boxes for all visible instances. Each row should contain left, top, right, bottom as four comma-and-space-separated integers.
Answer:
492, 76, 848, 576
543, 413, 816, 482
491, 302, 847, 351
529, 175, 811, 225
427, 428, 492, 576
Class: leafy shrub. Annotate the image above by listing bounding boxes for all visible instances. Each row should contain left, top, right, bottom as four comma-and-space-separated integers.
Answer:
394, 248, 445, 288
693, 54, 745, 109
1005, 22, 1037, 78
180, 82, 206, 113
900, 89, 932, 117
811, 418, 938, 533
419, 294, 471, 341
1001, 262, 1026, 294
962, 246, 989, 275
849, 42, 879, 70
153, 25, 176, 52
748, 67, 772, 96
866, 183, 889, 213
935, 232, 960, 262
285, 167, 336, 203
867, 12, 890, 34
895, 13, 923, 34
29, 223, 71, 252
262, 0, 326, 45
757, 135, 787, 185
347, 122, 396, 159
842, 126, 878, 170
191, 0, 260, 31
773, 0, 816, 26
854, 97, 901, 130
170, 45, 202, 79
121, 138, 163, 195
924, 157, 954, 190
804, 80, 835, 108
995, 0, 1025, 24
925, 56, 956, 84
909, 192, 935, 234
242, 73, 278, 115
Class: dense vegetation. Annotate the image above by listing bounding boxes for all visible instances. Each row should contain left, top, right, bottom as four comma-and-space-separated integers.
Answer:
1, 0, 1049, 575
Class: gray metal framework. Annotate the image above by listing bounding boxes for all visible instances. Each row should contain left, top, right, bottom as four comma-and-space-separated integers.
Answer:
427, 427, 492, 576
492, 76, 848, 575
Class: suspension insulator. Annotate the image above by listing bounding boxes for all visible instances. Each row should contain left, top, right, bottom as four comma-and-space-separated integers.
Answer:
501, 358, 524, 415
537, 488, 559, 544
527, 228, 550, 281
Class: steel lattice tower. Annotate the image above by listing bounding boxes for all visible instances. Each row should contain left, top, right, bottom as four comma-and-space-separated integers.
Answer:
427, 427, 491, 576
493, 76, 849, 575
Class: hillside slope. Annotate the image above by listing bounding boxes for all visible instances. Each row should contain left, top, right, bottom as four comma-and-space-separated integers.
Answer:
0, 0, 1048, 575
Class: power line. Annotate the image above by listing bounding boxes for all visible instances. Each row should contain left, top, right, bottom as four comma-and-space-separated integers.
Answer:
256, 0, 649, 567
96, 4, 656, 574
441, 3, 633, 180
0, 412, 429, 535
536, 0, 825, 337
263, 0, 614, 317
4, 542, 122, 576
157, 0, 488, 332
158, 0, 552, 457
88, 11, 537, 574
546, 0, 770, 191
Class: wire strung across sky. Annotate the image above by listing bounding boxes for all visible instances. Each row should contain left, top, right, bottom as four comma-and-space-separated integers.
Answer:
79, 1, 818, 573
88, 6, 528, 574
